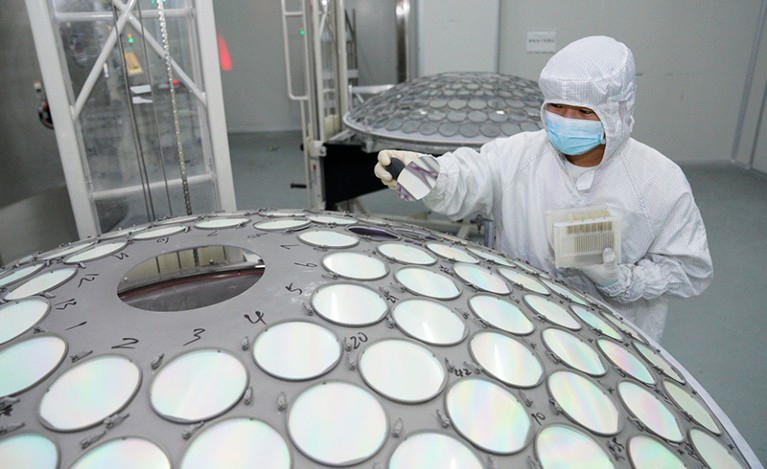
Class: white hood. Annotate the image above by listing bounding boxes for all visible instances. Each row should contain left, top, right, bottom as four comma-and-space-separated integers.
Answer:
538, 36, 637, 163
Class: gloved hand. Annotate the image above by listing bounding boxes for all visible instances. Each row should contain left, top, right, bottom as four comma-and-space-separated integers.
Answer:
579, 247, 620, 287
374, 150, 420, 190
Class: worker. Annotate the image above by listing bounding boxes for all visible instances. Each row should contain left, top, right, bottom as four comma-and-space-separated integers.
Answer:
374, 36, 712, 342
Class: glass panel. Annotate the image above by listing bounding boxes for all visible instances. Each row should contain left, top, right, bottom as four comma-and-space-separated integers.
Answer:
663, 380, 720, 434
445, 378, 530, 454
5, 267, 77, 301
150, 349, 247, 423
392, 298, 467, 345
307, 214, 357, 225
570, 304, 622, 341
359, 339, 446, 403
0, 298, 50, 345
469, 332, 543, 388
99, 226, 148, 240
0, 263, 44, 288
542, 328, 605, 376
466, 246, 515, 266
394, 267, 461, 300
39, 241, 94, 261
453, 263, 510, 294
322, 252, 388, 280
156, 215, 198, 225
690, 428, 744, 469
376, 242, 436, 265
524, 295, 580, 330
0, 433, 58, 469
389, 432, 482, 469
288, 381, 387, 466
540, 279, 588, 305
254, 219, 311, 231
0, 336, 66, 398
628, 436, 686, 469
547, 371, 620, 435
633, 341, 685, 383
39, 355, 140, 431
536, 425, 614, 469
618, 381, 683, 442
193, 217, 249, 229
298, 230, 359, 248
311, 283, 388, 326
71, 437, 170, 469
132, 225, 186, 240
597, 339, 654, 385
180, 418, 291, 469
425, 242, 479, 263
468, 294, 534, 335
498, 268, 549, 295
64, 240, 128, 263
253, 321, 341, 381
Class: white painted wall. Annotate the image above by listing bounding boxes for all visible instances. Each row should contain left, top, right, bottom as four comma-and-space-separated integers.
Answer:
214, 0, 766, 167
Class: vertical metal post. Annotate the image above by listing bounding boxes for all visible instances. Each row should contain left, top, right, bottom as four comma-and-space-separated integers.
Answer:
25, 0, 100, 237
395, 0, 410, 83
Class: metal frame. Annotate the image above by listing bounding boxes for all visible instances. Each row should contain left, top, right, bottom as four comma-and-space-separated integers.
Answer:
24, 0, 236, 238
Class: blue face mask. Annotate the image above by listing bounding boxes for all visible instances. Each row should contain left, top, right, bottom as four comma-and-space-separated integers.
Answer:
545, 112, 604, 156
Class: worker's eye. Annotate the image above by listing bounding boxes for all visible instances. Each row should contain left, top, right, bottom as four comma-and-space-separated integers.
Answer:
579, 108, 594, 115
548, 103, 563, 109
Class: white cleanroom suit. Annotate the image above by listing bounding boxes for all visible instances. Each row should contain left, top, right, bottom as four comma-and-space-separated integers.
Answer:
421, 36, 713, 341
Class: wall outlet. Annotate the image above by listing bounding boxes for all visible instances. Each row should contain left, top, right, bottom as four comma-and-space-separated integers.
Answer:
526, 31, 556, 53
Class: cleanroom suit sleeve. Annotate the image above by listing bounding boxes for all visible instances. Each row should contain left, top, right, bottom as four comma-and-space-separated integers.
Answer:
597, 189, 713, 304
422, 139, 505, 220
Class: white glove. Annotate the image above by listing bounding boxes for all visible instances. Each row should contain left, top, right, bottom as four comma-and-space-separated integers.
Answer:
374, 150, 419, 190
579, 247, 620, 287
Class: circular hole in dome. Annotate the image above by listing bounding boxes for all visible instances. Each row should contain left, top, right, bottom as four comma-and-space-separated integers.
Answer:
150, 349, 247, 423
628, 435, 686, 469
307, 214, 358, 225
570, 304, 623, 341
63, 240, 128, 264
70, 437, 170, 469
453, 263, 510, 295
392, 298, 467, 345
465, 247, 515, 266
393, 226, 439, 241
0, 335, 67, 398
359, 339, 447, 403
311, 282, 388, 326
524, 294, 580, 330
288, 381, 387, 466
445, 378, 531, 454
498, 267, 550, 295
99, 225, 147, 240
0, 298, 50, 345
535, 424, 614, 469
253, 320, 341, 381
180, 417, 291, 469
156, 215, 198, 225
542, 328, 605, 376
0, 433, 58, 469
459, 123, 480, 138
376, 242, 437, 265
258, 209, 306, 218
39, 241, 94, 261
299, 229, 359, 249
0, 263, 45, 289
39, 354, 141, 431
347, 225, 399, 240
633, 341, 685, 383
689, 428, 743, 469
547, 370, 621, 435
395, 266, 461, 300
438, 122, 460, 137
663, 380, 720, 434
468, 294, 534, 335
194, 217, 249, 230
618, 381, 683, 442
389, 431, 483, 469
598, 339, 654, 385
322, 252, 388, 280
117, 246, 264, 312
469, 331, 543, 388
5, 267, 77, 301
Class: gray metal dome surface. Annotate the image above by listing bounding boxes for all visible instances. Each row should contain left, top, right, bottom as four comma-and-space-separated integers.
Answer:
343, 72, 545, 153
0, 210, 754, 468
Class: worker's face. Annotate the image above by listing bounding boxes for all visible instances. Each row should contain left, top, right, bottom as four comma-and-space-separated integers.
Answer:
546, 103, 601, 122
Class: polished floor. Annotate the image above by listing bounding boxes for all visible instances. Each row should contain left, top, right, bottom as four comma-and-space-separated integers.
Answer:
230, 130, 767, 466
